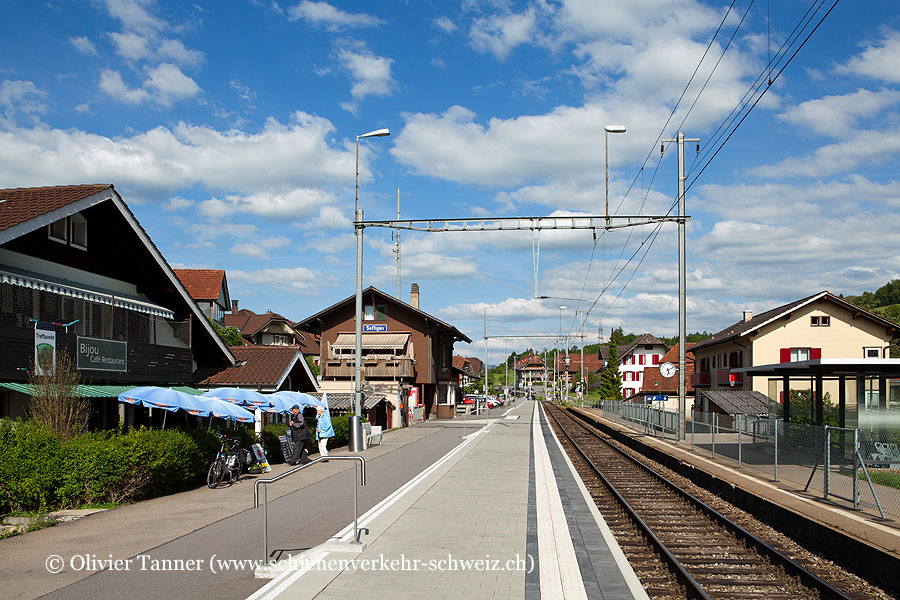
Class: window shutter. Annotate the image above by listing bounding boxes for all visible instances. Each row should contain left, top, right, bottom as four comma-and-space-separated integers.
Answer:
639, 354, 645, 365
811, 348, 822, 360
653, 354, 660, 365
780, 348, 790, 363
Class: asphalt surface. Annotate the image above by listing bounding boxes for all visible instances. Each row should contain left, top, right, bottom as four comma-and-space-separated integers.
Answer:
1, 407, 513, 600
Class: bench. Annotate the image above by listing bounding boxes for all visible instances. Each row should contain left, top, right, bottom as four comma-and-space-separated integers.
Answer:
362, 422, 383, 449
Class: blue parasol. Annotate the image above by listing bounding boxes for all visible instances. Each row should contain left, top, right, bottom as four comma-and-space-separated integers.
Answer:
197, 395, 257, 423
201, 387, 272, 407
117, 386, 211, 428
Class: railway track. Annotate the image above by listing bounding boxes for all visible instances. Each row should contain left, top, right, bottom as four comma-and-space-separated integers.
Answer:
542, 402, 871, 600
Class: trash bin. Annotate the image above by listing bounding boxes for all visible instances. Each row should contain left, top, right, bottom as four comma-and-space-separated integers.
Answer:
348, 415, 365, 452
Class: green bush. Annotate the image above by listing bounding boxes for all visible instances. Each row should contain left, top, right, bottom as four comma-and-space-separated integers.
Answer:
261, 422, 288, 464
0, 418, 223, 513
329, 415, 350, 448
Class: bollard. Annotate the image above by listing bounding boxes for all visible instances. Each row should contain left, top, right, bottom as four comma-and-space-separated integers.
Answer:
738, 413, 742, 468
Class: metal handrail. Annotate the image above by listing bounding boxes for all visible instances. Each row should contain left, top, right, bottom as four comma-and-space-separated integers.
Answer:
254, 455, 366, 562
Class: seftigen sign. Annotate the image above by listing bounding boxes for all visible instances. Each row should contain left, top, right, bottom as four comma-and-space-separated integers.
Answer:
77, 336, 127, 372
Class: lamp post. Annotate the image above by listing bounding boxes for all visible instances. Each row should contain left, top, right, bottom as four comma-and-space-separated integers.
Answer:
353, 128, 389, 451
558, 306, 566, 401
605, 125, 627, 227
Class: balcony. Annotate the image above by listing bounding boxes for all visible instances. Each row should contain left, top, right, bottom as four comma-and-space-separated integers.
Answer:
691, 372, 710, 387
716, 369, 743, 386
324, 357, 415, 379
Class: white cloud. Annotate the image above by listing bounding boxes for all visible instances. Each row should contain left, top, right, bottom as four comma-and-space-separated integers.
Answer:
434, 16, 457, 34
164, 196, 193, 211
778, 88, 900, 137
158, 39, 205, 67
98, 69, 150, 104
336, 46, 394, 110
837, 30, 900, 83
143, 63, 201, 106
469, 9, 538, 60
199, 188, 337, 221
307, 205, 351, 230
0, 112, 353, 199
0, 80, 48, 124
288, 1, 384, 30
230, 235, 291, 259
69, 36, 100, 56
99, 0, 166, 34
751, 125, 900, 179
109, 31, 152, 61
229, 267, 340, 292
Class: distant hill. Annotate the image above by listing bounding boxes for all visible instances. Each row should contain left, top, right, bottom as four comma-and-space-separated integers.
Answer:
844, 280, 900, 325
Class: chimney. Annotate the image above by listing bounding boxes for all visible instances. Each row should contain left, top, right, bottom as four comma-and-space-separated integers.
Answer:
232, 299, 239, 313
410, 283, 420, 309
743, 310, 753, 323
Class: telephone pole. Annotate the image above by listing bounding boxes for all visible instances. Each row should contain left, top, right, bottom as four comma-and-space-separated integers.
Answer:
662, 131, 699, 441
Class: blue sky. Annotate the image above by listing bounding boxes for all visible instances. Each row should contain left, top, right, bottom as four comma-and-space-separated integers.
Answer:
2, 1, 900, 363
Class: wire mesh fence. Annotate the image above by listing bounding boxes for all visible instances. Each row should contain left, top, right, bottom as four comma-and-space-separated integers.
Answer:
593, 401, 900, 521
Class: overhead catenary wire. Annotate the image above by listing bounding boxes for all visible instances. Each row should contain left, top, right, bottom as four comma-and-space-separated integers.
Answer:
578, 0, 840, 335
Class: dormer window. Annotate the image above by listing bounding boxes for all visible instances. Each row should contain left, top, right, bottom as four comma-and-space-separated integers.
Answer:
70, 213, 87, 249
47, 214, 88, 250
48, 218, 68, 243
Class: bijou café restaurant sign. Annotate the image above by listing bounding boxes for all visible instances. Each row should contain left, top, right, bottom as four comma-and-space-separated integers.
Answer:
77, 337, 127, 372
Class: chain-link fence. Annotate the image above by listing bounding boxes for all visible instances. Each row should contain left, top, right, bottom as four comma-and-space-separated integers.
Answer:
593, 401, 900, 520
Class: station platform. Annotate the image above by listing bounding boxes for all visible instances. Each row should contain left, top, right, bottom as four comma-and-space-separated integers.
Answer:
248, 400, 648, 600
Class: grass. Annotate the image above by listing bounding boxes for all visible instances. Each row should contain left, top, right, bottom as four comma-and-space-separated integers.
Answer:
0, 511, 57, 540
867, 470, 900, 490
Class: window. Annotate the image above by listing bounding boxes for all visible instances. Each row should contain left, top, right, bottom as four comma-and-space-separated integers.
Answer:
810, 315, 830, 327
638, 354, 645, 365
864, 347, 881, 359
364, 304, 387, 321
791, 348, 810, 361
652, 354, 660, 365
70, 214, 87, 250
48, 218, 68, 243
47, 215, 87, 250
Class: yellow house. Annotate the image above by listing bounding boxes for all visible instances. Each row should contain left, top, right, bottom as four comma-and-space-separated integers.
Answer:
690, 291, 899, 424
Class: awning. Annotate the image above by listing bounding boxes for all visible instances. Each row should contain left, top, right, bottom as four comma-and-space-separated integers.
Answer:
0, 267, 175, 319
331, 332, 410, 350
0, 383, 205, 397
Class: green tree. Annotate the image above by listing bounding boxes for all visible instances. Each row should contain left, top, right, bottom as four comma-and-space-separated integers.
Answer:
305, 355, 320, 379
598, 330, 623, 401
209, 319, 244, 346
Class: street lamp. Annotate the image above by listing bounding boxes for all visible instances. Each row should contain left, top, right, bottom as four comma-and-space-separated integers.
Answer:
605, 124, 627, 227
557, 306, 566, 401
353, 127, 390, 451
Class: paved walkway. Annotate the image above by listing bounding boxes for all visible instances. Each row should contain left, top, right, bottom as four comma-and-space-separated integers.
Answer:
249, 400, 647, 600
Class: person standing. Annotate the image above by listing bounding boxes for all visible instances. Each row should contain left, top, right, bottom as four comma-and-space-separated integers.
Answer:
288, 404, 311, 465
315, 404, 334, 461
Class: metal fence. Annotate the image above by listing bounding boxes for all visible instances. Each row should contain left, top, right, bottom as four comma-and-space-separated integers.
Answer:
593, 401, 900, 521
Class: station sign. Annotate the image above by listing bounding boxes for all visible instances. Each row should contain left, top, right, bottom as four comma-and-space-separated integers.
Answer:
363, 324, 387, 333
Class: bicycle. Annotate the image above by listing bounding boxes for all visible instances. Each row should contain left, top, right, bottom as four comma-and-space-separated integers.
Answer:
207, 433, 253, 488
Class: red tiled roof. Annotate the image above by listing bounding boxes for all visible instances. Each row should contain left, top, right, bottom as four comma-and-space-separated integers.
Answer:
0, 184, 112, 231
197, 345, 301, 386
515, 354, 546, 369
224, 308, 293, 337
173, 269, 225, 301
557, 353, 603, 373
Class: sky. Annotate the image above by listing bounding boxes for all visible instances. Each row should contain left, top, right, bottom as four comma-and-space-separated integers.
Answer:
2, 0, 900, 364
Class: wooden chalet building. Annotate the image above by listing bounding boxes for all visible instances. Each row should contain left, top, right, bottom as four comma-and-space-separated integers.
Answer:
295, 284, 471, 425
0, 184, 235, 428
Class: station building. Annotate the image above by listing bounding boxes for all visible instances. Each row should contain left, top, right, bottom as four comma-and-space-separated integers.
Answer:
295, 284, 471, 426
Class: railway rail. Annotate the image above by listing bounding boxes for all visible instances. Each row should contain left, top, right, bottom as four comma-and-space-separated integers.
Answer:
542, 402, 880, 600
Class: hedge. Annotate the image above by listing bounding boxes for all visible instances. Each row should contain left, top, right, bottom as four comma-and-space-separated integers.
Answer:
0, 418, 223, 513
